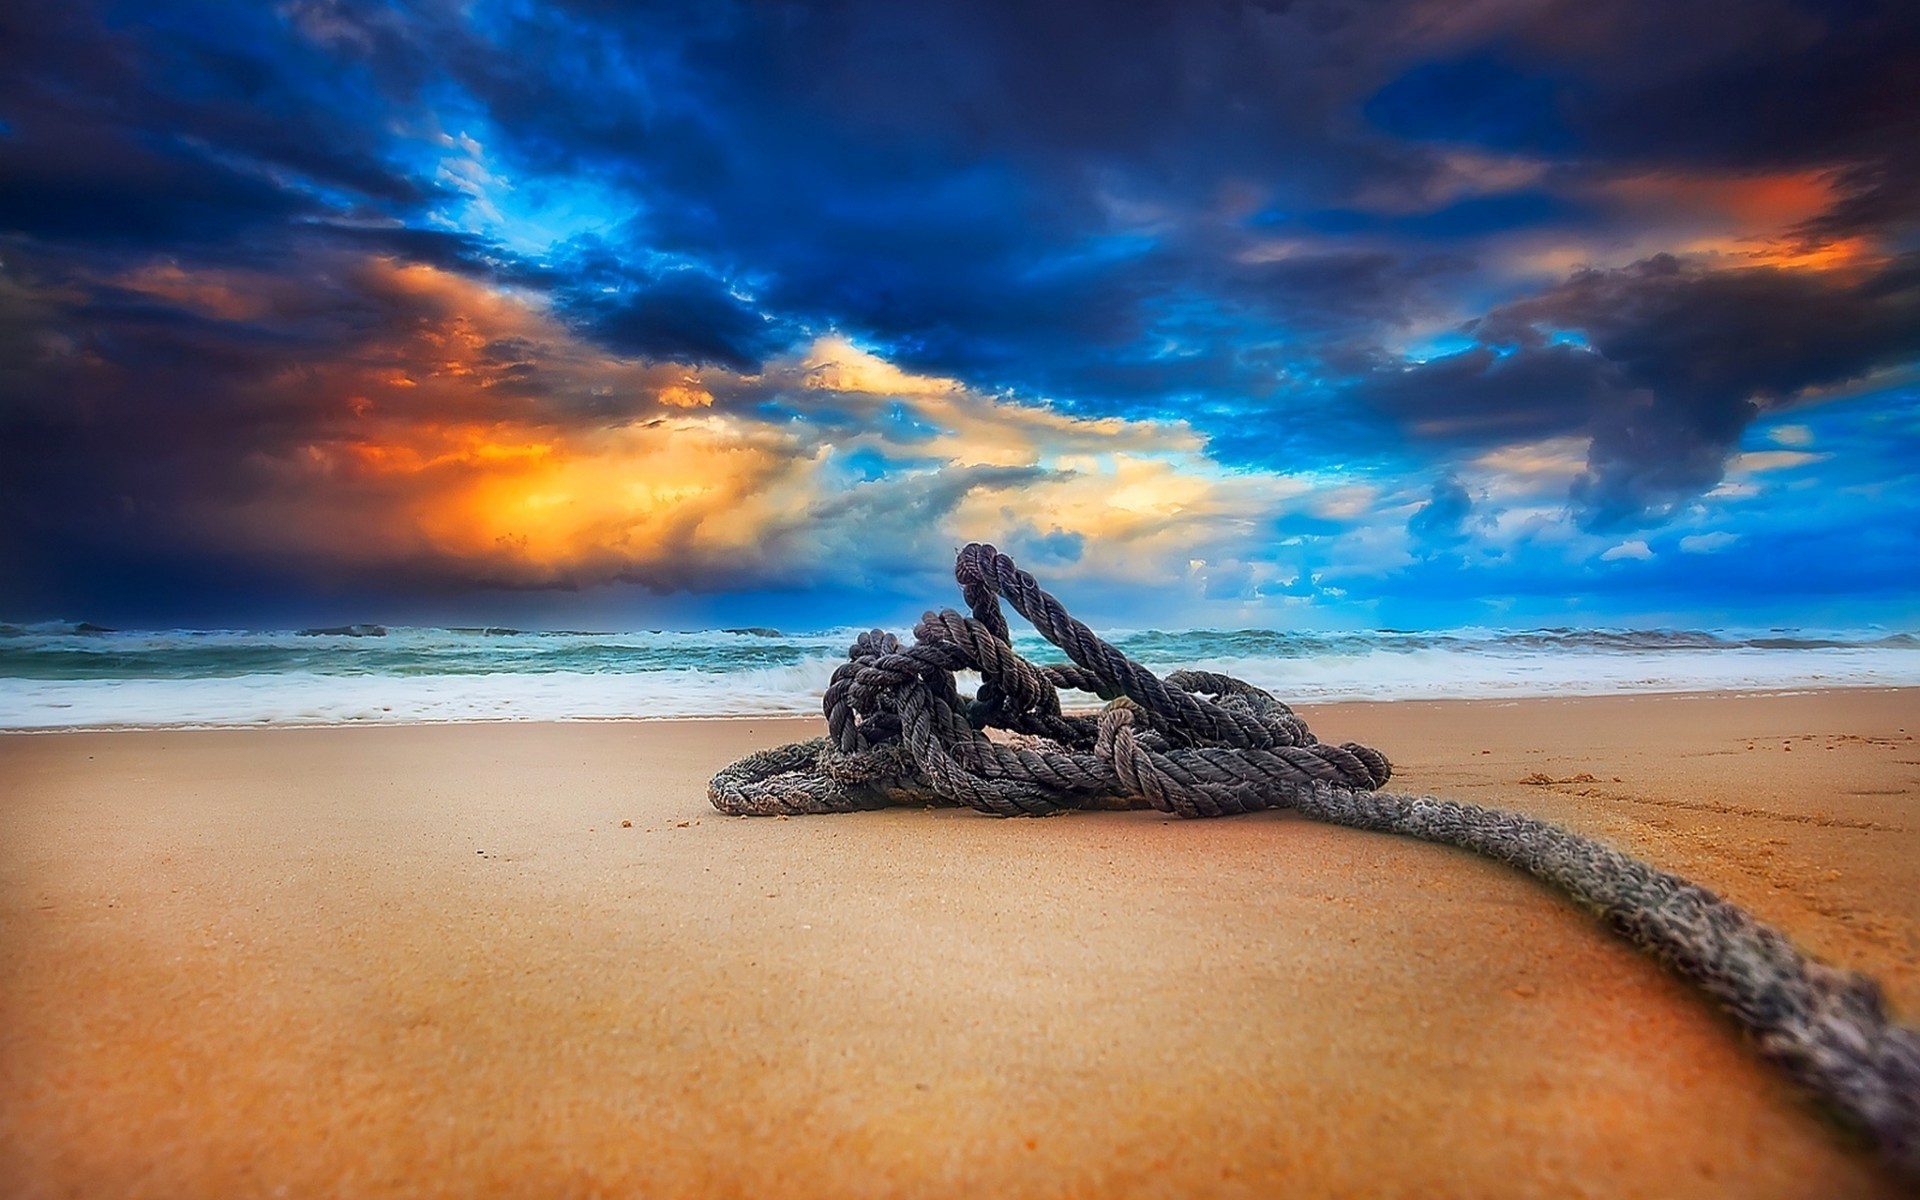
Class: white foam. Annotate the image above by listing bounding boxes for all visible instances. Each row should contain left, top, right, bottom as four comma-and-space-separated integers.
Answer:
1176, 645, 1920, 701
3, 645, 1918, 731
0, 658, 844, 731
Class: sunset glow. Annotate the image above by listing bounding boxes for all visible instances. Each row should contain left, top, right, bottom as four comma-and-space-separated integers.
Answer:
2, 0, 1914, 629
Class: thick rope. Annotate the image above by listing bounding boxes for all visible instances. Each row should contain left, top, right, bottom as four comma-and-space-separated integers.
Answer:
708, 541, 1920, 1179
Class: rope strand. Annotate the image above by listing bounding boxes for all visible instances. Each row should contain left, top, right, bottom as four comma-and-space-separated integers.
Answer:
708, 541, 1920, 1179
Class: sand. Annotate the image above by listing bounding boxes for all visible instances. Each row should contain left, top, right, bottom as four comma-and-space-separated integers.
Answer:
2, 690, 1917, 1198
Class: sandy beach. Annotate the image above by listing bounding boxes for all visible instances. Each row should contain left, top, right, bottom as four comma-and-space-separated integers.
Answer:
2, 690, 1916, 1197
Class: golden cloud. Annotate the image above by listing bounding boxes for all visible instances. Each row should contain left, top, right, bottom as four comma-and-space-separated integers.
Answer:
156, 258, 1319, 594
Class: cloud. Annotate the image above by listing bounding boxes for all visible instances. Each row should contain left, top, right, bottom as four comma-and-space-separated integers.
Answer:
1358, 252, 1920, 530
1407, 474, 1472, 546
1598, 539, 1652, 561
1363, 1, 1920, 244
0, 250, 1318, 608
562, 266, 798, 373
3, 0, 1919, 625
1364, 57, 1574, 153
1678, 531, 1738, 554
1729, 450, 1827, 474
0, 0, 439, 253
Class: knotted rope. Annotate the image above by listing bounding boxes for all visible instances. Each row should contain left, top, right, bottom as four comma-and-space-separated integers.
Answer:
709, 542, 1920, 1178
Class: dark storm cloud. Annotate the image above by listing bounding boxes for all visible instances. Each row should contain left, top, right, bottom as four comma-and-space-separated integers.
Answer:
1224, 249, 1471, 337
401, 0, 1474, 413
1359, 342, 1618, 443
1563, 1, 1918, 197
547, 244, 798, 373
0, 129, 315, 245
414, 0, 1920, 435
1407, 475, 1474, 547
11, 0, 1905, 415
4, 263, 342, 528
1365, 57, 1576, 153
1361, 252, 1920, 528
0, 238, 613, 617
569, 272, 791, 373
1362, 0, 1920, 238
314, 224, 511, 276
0, 0, 440, 254
3, 0, 1919, 620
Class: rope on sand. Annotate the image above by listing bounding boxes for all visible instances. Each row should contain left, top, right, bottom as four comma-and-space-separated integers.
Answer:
709, 541, 1920, 1178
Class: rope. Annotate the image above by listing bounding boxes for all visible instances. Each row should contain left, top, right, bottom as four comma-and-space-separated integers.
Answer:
708, 541, 1920, 1179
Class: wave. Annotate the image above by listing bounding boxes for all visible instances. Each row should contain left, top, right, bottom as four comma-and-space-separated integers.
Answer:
2, 621, 1917, 730
0, 659, 848, 730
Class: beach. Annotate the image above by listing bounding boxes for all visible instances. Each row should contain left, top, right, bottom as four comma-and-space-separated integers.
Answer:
2, 690, 1916, 1197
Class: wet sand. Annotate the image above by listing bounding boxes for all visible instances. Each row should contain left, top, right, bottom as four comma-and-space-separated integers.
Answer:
2, 690, 1917, 1197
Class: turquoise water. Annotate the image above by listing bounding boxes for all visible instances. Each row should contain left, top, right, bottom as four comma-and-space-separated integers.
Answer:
2, 622, 1916, 730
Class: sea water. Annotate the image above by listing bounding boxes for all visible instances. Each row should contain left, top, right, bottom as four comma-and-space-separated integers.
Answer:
2, 622, 1916, 731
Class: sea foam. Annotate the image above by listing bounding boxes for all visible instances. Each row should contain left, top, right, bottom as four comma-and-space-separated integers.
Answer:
2, 624, 1916, 731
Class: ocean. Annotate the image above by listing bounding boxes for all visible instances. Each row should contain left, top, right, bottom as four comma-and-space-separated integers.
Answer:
3, 618, 1920, 729
2, 622, 1916, 731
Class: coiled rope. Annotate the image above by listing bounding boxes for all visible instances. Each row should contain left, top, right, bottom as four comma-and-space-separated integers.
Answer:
709, 541, 1920, 1178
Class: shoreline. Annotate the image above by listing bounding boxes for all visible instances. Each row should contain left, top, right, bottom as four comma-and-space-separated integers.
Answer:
3, 691, 1916, 1196
4, 681, 1916, 736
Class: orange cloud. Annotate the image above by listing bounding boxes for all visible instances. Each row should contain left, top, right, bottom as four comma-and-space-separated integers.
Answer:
1491, 167, 1888, 285
115, 262, 272, 321
1532, 169, 1885, 274
1603, 170, 1838, 232
148, 257, 1320, 594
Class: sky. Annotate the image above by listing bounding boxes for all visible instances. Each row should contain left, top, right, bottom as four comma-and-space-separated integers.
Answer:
1, 0, 1916, 632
